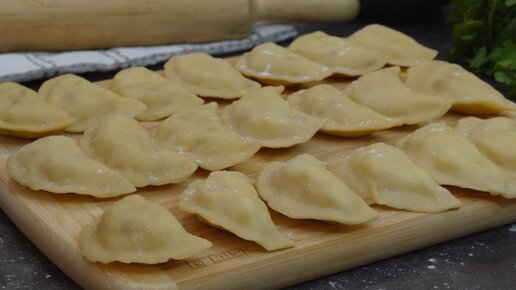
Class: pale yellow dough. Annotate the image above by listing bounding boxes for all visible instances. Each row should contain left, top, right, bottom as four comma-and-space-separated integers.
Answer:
347, 67, 452, 125
7, 136, 135, 197
502, 110, 516, 119
287, 84, 402, 137
221, 87, 324, 148
455, 117, 516, 178
347, 24, 438, 67
155, 103, 260, 171
288, 31, 386, 76
236, 42, 332, 85
80, 194, 212, 264
164, 52, 260, 99
328, 143, 461, 213
39, 74, 146, 132
256, 154, 378, 224
110, 67, 203, 121
179, 171, 294, 251
80, 115, 197, 187
397, 123, 516, 198
0, 82, 75, 138
405, 61, 515, 114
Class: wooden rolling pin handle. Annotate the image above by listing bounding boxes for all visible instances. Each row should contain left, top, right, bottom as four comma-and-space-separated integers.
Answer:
254, 0, 360, 22
0, 0, 360, 52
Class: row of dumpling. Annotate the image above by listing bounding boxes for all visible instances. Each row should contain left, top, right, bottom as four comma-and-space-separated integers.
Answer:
6, 116, 196, 197
0, 81, 403, 197
77, 148, 448, 264
1, 59, 512, 144
6, 83, 516, 199
4, 86, 318, 197
237, 25, 514, 115
2, 23, 514, 139
0, 55, 260, 137
0, 81, 439, 198
80, 152, 384, 264
165, 24, 515, 116
57, 117, 516, 265
79, 115, 516, 264
0, 69, 197, 137
3, 90, 313, 198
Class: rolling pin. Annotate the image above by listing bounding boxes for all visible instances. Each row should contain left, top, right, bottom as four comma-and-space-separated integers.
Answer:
0, 0, 360, 52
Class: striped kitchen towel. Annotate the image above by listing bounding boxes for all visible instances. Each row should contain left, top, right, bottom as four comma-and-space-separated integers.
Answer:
0, 24, 297, 83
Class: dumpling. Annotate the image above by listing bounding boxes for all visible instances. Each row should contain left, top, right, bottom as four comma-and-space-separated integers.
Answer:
164, 52, 260, 99
155, 103, 260, 171
7, 136, 135, 197
328, 143, 461, 213
179, 171, 293, 251
405, 60, 515, 114
347, 67, 452, 125
0, 82, 75, 138
80, 115, 197, 187
236, 42, 332, 85
80, 194, 212, 264
502, 110, 516, 119
288, 31, 386, 76
347, 24, 438, 67
455, 117, 516, 178
221, 87, 324, 148
287, 84, 402, 137
256, 154, 378, 224
39, 74, 146, 132
110, 67, 203, 121
397, 123, 516, 198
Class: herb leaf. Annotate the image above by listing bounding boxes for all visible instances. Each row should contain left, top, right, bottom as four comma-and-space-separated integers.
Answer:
448, 0, 516, 100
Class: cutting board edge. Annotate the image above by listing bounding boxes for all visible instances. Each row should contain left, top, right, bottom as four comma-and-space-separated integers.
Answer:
175, 201, 516, 290
2, 173, 515, 290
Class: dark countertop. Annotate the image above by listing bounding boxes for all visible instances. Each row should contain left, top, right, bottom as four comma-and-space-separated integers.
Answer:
2, 8, 516, 290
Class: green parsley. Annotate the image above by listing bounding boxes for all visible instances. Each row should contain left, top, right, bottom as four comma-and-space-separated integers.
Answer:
447, 0, 516, 100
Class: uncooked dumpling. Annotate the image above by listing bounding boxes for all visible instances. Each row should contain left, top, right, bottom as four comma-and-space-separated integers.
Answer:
397, 123, 516, 198
287, 84, 402, 137
80, 194, 212, 264
155, 103, 260, 171
405, 60, 515, 114
347, 67, 451, 125
80, 115, 197, 187
347, 24, 438, 67
455, 117, 516, 178
288, 31, 386, 76
236, 42, 332, 85
221, 87, 324, 148
256, 154, 378, 224
39, 74, 146, 132
7, 136, 135, 197
164, 52, 260, 99
328, 143, 461, 213
179, 171, 294, 251
502, 110, 516, 119
110, 67, 203, 121
0, 82, 75, 138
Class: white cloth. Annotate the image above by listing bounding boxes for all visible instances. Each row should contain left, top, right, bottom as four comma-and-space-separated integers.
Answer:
0, 25, 297, 83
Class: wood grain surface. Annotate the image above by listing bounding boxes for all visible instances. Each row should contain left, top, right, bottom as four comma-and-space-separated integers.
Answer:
0, 65, 515, 290
0, 0, 359, 52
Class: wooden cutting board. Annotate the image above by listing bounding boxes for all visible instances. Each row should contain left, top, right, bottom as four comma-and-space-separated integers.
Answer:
0, 65, 515, 290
